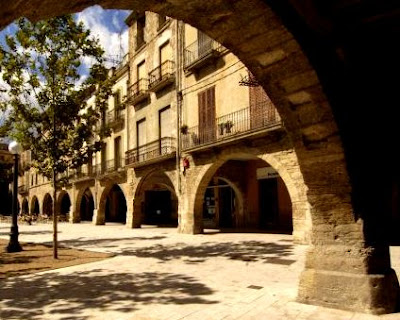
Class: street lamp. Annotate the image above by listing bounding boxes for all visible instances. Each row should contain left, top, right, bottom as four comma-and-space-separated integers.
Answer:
6, 140, 22, 253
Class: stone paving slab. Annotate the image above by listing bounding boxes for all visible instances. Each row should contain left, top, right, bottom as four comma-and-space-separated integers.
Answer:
0, 222, 399, 320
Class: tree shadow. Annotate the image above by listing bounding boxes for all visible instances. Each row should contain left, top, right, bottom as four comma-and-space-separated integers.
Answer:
0, 230, 53, 236
117, 241, 296, 265
56, 236, 167, 249
0, 269, 217, 320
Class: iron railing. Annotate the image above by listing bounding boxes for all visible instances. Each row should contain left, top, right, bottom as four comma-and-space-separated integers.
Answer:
74, 165, 94, 179
96, 158, 125, 175
182, 101, 281, 150
106, 109, 125, 128
125, 137, 176, 165
148, 60, 175, 89
184, 37, 222, 69
128, 78, 149, 101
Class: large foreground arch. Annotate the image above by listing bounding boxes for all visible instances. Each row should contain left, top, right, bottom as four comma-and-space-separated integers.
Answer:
0, 0, 398, 314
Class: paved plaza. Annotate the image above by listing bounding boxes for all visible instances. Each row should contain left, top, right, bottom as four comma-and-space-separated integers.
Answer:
1, 222, 399, 320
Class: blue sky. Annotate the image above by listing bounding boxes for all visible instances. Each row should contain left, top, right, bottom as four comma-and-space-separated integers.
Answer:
0, 6, 131, 68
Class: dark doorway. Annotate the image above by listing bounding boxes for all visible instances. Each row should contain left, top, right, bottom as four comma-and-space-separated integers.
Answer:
203, 179, 236, 229
31, 197, 39, 216
105, 185, 126, 224
22, 198, 29, 215
144, 190, 176, 226
80, 188, 94, 222
60, 193, 71, 217
43, 194, 53, 217
259, 178, 279, 229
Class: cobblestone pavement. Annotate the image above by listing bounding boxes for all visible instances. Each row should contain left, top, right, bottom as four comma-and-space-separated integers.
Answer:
1, 222, 399, 320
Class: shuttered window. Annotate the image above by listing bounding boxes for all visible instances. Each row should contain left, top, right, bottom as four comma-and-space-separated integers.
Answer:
198, 86, 216, 143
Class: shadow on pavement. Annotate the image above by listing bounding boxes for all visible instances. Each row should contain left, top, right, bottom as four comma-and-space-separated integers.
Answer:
0, 269, 217, 320
58, 236, 167, 249
117, 241, 296, 265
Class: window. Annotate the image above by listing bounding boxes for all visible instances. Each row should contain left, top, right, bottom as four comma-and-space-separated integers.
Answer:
114, 90, 121, 110
198, 86, 216, 143
137, 118, 147, 148
136, 14, 146, 49
101, 143, 107, 173
137, 60, 146, 81
114, 136, 121, 168
159, 106, 171, 139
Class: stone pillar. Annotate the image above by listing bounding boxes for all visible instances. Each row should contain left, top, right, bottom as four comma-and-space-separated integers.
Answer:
177, 193, 202, 234
297, 194, 399, 314
126, 196, 141, 228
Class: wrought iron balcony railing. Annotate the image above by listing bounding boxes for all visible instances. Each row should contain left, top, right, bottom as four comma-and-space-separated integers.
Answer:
128, 78, 149, 104
125, 137, 176, 166
184, 37, 223, 71
18, 184, 28, 194
148, 60, 175, 92
96, 158, 125, 175
74, 165, 95, 180
106, 109, 125, 129
182, 101, 281, 150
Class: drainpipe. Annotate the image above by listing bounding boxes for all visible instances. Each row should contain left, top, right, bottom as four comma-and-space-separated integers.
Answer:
176, 20, 184, 195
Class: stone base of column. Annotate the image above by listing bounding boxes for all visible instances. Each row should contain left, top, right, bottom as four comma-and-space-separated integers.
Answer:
177, 217, 202, 234
298, 268, 399, 314
92, 209, 105, 225
69, 211, 80, 223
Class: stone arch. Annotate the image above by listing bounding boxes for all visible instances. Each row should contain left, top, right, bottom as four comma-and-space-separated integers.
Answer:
189, 150, 308, 241
42, 193, 53, 217
0, 0, 397, 313
77, 187, 95, 222
133, 169, 178, 228
99, 183, 127, 224
30, 196, 40, 215
56, 190, 71, 218
21, 198, 29, 215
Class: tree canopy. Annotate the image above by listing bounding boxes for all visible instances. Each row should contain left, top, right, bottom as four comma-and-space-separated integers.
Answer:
0, 15, 113, 180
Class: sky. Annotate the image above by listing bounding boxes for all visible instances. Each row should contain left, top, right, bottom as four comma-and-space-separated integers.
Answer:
0, 6, 131, 127
0, 5, 131, 68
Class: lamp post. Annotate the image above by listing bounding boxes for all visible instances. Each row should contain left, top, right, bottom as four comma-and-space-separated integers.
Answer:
6, 141, 22, 253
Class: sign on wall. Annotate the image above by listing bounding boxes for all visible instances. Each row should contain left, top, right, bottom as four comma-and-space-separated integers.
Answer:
256, 167, 279, 180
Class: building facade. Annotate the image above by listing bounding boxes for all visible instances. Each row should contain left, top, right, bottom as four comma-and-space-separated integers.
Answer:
16, 12, 311, 244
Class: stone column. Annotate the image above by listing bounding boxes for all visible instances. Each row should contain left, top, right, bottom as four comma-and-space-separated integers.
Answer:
297, 172, 399, 314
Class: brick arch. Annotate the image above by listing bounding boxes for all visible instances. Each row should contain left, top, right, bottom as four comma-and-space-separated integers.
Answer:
132, 169, 178, 228
0, 0, 397, 313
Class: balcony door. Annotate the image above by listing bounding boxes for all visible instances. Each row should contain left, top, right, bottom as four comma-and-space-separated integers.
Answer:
198, 86, 216, 144
137, 118, 146, 161
114, 136, 121, 169
249, 73, 275, 129
159, 106, 171, 155
159, 41, 172, 78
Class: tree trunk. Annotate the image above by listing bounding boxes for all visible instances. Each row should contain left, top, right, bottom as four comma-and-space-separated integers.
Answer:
52, 168, 58, 259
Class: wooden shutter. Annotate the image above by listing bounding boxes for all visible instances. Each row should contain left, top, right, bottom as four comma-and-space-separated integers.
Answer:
198, 86, 216, 143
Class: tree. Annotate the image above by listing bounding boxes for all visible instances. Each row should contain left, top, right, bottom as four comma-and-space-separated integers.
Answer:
0, 15, 113, 258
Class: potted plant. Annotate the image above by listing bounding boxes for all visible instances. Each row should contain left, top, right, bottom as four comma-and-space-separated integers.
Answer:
224, 120, 234, 133
180, 124, 189, 135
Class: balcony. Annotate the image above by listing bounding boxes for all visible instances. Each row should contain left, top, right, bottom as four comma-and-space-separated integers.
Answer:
125, 137, 176, 167
96, 158, 125, 176
182, 101, 282, 150
184, 38, 223, 72
73, 165, 95, 182
128, 79, 149, 105
106, 109, 125, 130
148, 60, 175, 92
18, 184, 28, 195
